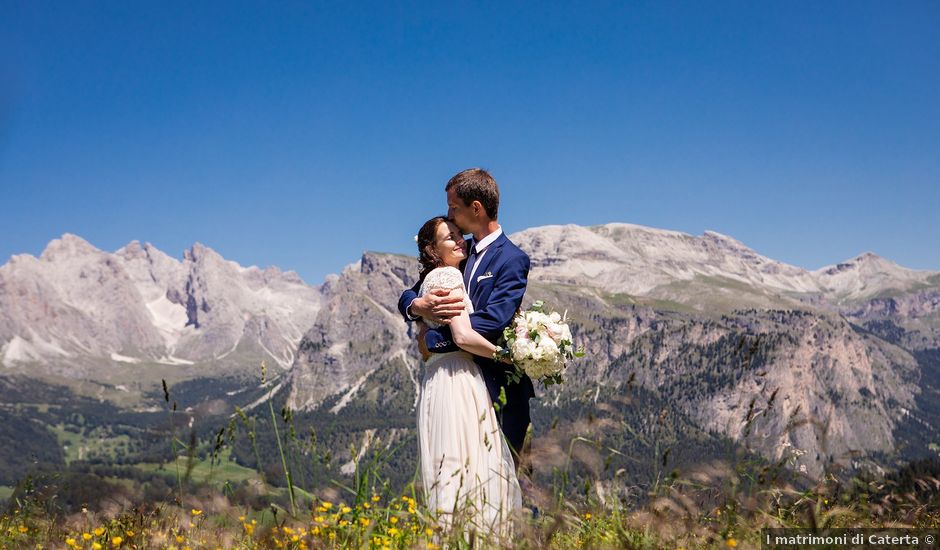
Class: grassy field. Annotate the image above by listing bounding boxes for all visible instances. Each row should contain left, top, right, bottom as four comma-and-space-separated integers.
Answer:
135, 450, 261, 489
50, 423, 134, 464
1, 469, 937, 549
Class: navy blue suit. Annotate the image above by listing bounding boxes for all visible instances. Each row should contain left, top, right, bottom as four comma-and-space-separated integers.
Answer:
398, 232, 535, 458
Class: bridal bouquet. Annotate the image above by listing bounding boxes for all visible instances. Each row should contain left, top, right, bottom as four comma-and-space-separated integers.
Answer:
494, 301, 583, 386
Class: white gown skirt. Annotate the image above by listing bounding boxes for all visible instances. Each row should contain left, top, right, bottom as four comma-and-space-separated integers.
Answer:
417, 351, 521, 536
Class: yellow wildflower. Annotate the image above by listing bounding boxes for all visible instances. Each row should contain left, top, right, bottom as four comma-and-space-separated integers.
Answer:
176, 535, 185, 543
359, 518, 370, 526
425, 528, 434, 537
126, 531, 134, 537
238, 516, 246, 522
291, 535, 300, 542
726, 539, 738, 548
311, 527, 320, 535
314, 516, 325, 523
92, 544, 103, 550
372, 495, 380, 502
341, 506, 352, 514
18, 526, 28, 533
111, 536, 123, 546
282, 526, 294, 535
583, 512, 592, 519
389, 517, 398, 524
389, 528, 399, 536
321, 502, 333, 510
339, 520, 349, 527
363, 502, 371, 509
66, 538, 77, 547
94, 527, 105, 536
191, 509, 202, 516
83, 533, 93, 541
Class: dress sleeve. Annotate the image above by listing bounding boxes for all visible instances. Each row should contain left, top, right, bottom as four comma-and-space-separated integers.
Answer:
419, 267, 464, 296
418, 267, 467, 330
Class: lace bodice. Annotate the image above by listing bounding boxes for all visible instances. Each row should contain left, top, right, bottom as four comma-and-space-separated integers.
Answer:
419, 266, 474, 328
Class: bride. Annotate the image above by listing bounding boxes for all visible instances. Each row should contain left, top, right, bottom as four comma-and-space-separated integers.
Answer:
413, 215, 521, 539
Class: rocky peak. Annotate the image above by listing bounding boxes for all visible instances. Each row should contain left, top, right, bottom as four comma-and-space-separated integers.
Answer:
116, 240, 146, 259
40, 233, 102, 262
701, 230, 752, 253
184, 242, 213, 263
821, 252, 891, 275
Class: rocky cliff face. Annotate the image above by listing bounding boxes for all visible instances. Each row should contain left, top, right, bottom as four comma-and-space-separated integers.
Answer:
0, 234, 321, 374
286, 253, 418, 411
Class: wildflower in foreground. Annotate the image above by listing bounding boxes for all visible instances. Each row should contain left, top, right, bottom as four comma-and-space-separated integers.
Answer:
726, 538, 738, 548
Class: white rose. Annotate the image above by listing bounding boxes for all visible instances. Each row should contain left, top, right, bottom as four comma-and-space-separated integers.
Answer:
550, 311, 561, 323
512, 338, 531, 359
530, 341, 544, 361
538, 337, 559, 359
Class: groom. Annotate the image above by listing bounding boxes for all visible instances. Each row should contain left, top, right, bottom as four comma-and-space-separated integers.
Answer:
398, 168, 535, 464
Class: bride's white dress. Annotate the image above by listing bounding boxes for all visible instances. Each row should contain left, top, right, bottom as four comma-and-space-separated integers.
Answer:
416, 266, 521, 536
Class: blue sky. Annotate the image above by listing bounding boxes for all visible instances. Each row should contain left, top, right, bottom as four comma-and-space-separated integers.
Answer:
2, 1, 938, 283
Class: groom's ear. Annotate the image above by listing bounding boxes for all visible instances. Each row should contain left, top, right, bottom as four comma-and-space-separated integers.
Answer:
471, 200, 485, 216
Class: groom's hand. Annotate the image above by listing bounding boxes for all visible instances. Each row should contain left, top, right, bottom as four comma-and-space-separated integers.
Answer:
410, 289, 464, 324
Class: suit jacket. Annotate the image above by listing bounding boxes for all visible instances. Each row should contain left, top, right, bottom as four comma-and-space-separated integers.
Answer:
398, 232, 536, 401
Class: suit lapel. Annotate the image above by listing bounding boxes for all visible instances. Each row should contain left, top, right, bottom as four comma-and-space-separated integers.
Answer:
469, 233, 507, 302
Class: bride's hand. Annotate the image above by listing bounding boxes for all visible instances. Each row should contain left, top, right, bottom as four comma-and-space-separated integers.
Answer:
416, 321, 431, 361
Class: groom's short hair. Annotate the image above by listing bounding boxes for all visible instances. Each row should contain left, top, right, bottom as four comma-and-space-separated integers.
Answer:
445, 168, 499, 220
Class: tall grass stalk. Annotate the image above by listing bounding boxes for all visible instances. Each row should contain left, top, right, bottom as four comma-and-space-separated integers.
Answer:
261, 361, 297, 516
161, 378, 184, 505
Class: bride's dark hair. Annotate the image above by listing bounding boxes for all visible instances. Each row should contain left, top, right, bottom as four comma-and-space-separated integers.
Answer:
416, 216, 452, 283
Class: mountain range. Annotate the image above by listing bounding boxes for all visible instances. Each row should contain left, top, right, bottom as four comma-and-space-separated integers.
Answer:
2, 224, 939, 481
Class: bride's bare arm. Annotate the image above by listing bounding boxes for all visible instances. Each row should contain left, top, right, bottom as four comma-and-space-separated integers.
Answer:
450, 309, 497, 358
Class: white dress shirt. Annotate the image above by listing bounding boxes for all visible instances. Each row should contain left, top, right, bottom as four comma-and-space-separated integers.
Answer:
466, 226, 502, 294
